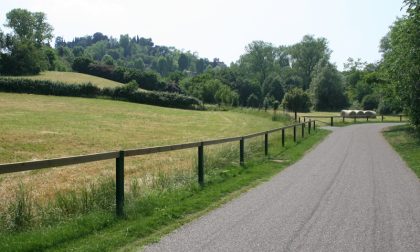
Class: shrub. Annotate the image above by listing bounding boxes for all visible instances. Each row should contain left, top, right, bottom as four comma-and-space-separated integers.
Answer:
72, 57, 93, 73
108, 86, 201, 109
282, 87, 311, 120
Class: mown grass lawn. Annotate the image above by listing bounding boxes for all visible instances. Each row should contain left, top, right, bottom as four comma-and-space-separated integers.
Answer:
383, 125, 420, 178
2, 71, 124, 88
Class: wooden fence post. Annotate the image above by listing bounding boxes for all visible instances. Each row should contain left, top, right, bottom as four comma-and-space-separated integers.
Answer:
293, 126, 296, 142
264, 133, 268, 156
308, 121, 311, 134
382, 115, 384, 122
301, 123, 305, 138
313, 121, 316, 130
240, 138, 245, 165
198, 143, 204, 186
281, 128, 285, 147
330, 117, 333, 126
116, 150, 125, 217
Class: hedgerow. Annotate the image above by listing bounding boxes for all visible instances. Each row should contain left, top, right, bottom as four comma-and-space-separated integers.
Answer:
0, 78, 202, 109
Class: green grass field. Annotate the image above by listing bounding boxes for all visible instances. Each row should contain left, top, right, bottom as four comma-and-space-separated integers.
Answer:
2, 71, 124, 88
0, 123, 328, 251
0, 92, 293, 226
383, 125, 420, 178
0, 93, 286, 163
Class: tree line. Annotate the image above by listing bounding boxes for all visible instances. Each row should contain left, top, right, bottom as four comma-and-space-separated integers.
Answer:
0, 2, 419, 129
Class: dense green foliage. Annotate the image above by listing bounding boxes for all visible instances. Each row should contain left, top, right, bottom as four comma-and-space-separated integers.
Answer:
0, 9, 56, 75
282, 87, 311, 119
380, 0, 420, 128
1, 3, 418, 118
0, 9, 348, 110
0, 78, 201, 109
72, 57, 175, 92
310, 57, 348, 111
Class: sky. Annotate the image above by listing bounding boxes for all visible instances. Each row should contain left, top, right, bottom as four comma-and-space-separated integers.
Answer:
0, 0, 404, 70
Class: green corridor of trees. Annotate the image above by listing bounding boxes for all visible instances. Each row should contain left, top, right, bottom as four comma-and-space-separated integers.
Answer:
0, 1, 419, 128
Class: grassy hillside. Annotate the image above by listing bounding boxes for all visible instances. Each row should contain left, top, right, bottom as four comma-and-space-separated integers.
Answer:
0, 93, 289, 210
0, 93, 284, 163
2, 71, 124, 88
0, 93, 329, 251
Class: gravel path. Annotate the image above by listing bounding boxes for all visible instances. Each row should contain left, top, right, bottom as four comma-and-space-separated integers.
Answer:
143, 124, 420, 252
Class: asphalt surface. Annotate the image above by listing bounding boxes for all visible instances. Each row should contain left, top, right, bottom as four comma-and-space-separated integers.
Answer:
143, 124, 420, 252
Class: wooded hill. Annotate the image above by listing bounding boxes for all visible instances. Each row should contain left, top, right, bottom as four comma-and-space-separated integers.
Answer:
0, 2, 419, 129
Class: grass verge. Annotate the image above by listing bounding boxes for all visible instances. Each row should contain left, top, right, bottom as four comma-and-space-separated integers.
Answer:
0, 129, 329, 252
383, 125, 420, 178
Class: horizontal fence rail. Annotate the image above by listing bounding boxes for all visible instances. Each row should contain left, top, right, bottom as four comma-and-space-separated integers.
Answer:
0, 120, 316, 216
0, 151, 120, 174
300, 114, 408, 126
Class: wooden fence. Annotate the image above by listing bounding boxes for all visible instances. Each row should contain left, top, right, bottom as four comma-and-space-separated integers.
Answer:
299, 114, 407, 126
0, 120, 316, 216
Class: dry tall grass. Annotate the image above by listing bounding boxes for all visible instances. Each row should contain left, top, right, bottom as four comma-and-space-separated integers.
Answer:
0, 93, 290, 226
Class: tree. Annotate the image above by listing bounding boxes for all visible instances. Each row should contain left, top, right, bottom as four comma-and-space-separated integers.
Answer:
237, 78, 261, 106
263, 96, 270, 111
273, 100, 280, 111
0, 40, 43, 75
178, 53, 190, 71
0, 9, 54, 75
0, 28, 5, 50
262, 73, 285, 102
381, 0, 420, 128
247, 93, 260, 108
134, 57, 145, 71
157, 56, 169, 76
119, 34, 131, 57
215, 85, 238, 107
238, 41, 276, 86
101, 54, 114, 65
288, 35, 330, 90
310, 58, 348, 111
362, 94, 379, 110
5, 9, 53, 46
32, 12, 54, 46
195, 58, 207, 74
72, 56, 93, 72
282, 87, 311, 120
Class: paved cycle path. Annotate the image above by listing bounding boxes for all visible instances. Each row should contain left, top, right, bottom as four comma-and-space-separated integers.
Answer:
144, 124, 420, 252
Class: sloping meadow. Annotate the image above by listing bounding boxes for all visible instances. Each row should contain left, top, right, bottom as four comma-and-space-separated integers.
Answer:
0, 93, 290, 232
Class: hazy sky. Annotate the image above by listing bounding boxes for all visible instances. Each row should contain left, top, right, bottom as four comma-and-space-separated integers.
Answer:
0, 0, 404, 69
